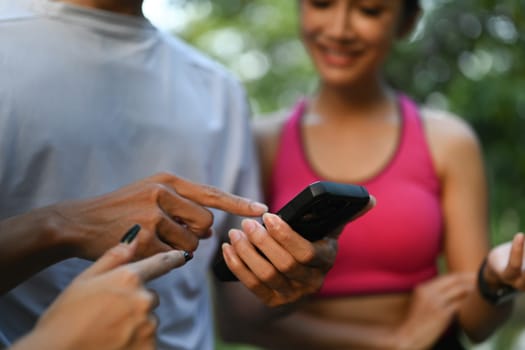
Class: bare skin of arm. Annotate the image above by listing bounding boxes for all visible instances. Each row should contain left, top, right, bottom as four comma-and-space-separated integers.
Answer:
0, 172, 267, 294
423, 108, 512, 342
218, 273, 474, 350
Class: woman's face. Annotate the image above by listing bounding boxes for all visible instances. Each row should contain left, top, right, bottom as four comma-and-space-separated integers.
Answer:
299, 0, 407, 87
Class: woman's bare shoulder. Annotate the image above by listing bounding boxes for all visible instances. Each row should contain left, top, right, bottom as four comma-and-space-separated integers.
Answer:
420, 106, 483, 176
420, 106, 481, 150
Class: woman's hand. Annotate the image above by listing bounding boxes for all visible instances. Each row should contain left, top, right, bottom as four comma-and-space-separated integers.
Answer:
221, 197, 375, 307
220, 214, 338, 307
394, 273, 475, 350
485, 232, 525, 290
11, 237, 189, 350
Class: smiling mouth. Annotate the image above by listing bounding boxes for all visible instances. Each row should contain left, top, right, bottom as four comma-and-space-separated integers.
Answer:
318, 45, 362, 67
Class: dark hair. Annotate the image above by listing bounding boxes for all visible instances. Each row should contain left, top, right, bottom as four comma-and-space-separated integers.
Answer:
404, 0, 420, 18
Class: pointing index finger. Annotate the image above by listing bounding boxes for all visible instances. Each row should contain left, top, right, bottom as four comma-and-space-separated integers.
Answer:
129, 250, 190, 282
164, 175, 268, 217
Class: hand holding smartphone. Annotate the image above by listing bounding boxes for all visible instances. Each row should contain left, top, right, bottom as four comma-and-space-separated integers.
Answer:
213, 181, 372, 281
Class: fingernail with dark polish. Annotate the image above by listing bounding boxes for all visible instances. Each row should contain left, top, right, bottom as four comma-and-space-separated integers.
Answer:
184, 251, 194, 262
120, 224, 141, 244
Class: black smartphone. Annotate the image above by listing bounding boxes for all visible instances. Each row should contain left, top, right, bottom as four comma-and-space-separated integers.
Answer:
212, 181, 371, 282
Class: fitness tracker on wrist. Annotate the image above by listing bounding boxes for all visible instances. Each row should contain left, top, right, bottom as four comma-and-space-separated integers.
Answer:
477, 257, 518, 305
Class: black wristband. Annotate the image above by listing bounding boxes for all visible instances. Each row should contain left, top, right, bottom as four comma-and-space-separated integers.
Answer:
477, 257, 518, 305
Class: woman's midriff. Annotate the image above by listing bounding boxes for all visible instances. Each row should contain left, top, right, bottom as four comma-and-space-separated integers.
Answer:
301, 293, 412, 326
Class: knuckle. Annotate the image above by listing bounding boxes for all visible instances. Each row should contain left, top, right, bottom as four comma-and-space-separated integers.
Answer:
243, 278, 262, 292
178, 235, 199, 252
154, 171, 174, 183
271, 224, 290, 242
201, 209, 214, 228
134, 205, 162, 227
148, 183, 169, 200
191, 210, 214, 233
250, 232, 267, 247
106, 245, 130, 261
119, 268, 142, 286
187, 240, 200, 252
203, 185, 224, 203
156, 212, 168, 228
297, 245, 316, 264
279, 257, 297, 275
259, 268, 278, 283
184, 228, 200, 246
136, 293, 155, 312
224, 254, 243, 272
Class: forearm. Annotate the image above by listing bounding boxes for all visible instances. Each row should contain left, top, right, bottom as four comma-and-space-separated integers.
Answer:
0, 207, 73, 294
215, 268, 405, 349
226, 311, 404, 350
458, 290, 513, 343
215, 284, 401, 350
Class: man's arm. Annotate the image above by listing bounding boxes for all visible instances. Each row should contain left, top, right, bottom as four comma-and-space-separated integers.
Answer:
0, 207, 72, 294
0, 172, 267, 294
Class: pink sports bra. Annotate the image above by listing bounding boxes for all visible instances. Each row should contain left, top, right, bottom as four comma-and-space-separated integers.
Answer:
269, 95, 443, 297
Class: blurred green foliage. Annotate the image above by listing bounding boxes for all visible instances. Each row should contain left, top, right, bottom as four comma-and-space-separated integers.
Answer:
163, 0, 525, 348
387, 0, 525, 247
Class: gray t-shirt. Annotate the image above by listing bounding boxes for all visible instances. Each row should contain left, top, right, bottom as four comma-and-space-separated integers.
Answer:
0, 1, 261, 349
